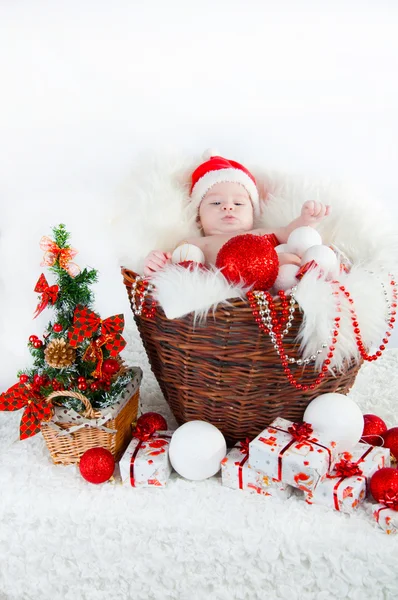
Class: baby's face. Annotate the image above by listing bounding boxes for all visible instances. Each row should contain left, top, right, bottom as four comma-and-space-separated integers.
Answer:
199, 182, 254, 236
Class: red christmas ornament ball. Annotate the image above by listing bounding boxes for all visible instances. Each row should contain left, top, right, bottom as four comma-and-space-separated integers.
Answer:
370, 467, 398, 510
79, 447, 115, 484
382, 427, 398, 462
90, 381, 100, 392
78, 382, 88, 391
33, 340, 43, 349
135, 412, 168, 435
215, 234, 279, 290
53, 323, 63, 333
102, 358, 120, 376
33, 374, 44, 386
361, 414, 388, 446
29, 335, 38, 343
19, 374, 29, 384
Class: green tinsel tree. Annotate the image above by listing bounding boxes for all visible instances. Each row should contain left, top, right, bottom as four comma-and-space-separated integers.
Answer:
15, 223, 131, 412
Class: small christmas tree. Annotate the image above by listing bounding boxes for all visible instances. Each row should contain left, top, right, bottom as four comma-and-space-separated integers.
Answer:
0, 224, 132, 439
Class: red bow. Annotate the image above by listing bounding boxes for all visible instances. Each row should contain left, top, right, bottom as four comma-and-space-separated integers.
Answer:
40, 236, 80, 277
382, 490, 398, 511
288, 422, 314, 442
68, 305, 126, 354
33, 274, 59, 319
239, 438, 250, 455
132, 422, 154, 442
0, 382, 53, 440
333, 459, 363, 478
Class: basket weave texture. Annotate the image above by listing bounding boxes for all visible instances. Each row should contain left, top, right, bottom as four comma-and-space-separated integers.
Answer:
41, 372, 141, 465
122, 268, 361, 445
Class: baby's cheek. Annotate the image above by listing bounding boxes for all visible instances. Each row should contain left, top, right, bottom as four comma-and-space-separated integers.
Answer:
278, 253, 301, 267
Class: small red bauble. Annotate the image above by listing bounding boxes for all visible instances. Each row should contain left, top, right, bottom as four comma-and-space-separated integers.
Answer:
33, 340, 43, 349
215, 234, 279, 290
102, 359, 120, 376
135, 412, 168, 436
53, 323, 63, 333
78, 382, 88, 391
370, 468, 398, 510
382, 427, 398, 462
79, 447, 115, 484
77, 376, 86, 383
29, 335, 38, 343
90, 381, 100, 392
33, 374, 43, 386
361, 414, 388, 446
19, 374, 29, 384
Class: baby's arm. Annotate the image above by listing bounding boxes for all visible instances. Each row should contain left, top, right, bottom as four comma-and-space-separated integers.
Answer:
256, 201, 331, 244
143, 250, 172, 277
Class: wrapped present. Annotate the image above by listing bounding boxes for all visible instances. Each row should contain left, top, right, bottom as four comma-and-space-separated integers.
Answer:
221, 441, 292, 499
373, 503, 398, 535
304, 443, 390, 512
119, 430, 173, 488
248, 417, 338, 492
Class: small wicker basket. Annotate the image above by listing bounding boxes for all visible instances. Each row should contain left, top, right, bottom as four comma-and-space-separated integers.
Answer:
41, 368, 141, 465
122, 268, 361, 445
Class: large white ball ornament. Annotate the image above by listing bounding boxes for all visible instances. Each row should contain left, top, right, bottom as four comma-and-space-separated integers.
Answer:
303, 393, 364, 452
287, 227, 322, 257
171, 243, 205, 265
301, 245, 338, 278
273, 264, 299, 292
169, 420, 227, 480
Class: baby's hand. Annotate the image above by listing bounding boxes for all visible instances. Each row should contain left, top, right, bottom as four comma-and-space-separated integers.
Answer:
300, 201, 331, 225
143, 251, 172, 277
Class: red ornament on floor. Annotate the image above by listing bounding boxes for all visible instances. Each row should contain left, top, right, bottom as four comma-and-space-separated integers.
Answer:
370, 468, 398, 510
382, 427, 398, 462
360, 414, 388, 446
79, 447, 115, 484
135, 412, 168, 437
216, 234, 279, 290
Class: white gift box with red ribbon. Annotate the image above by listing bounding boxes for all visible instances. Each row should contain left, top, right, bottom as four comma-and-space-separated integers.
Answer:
221, 441, 293, 499
304, 443, 390, 513
373, 503, 398, 535
119, 430, 173, 488
248, 417, 339, 493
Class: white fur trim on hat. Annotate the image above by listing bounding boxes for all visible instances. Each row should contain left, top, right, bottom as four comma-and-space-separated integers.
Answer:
190, 168, 260, 214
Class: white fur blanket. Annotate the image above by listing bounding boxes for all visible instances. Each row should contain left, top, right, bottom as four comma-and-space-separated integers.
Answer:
0, 328, 397, 600
110, 152, 398, 371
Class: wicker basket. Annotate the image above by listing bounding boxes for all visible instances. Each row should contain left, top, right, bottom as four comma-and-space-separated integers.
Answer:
41, 369, 141, 465
122, 268, 361, 445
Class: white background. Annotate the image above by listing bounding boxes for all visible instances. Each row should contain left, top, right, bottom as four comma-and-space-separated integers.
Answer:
1, 1, 397, 389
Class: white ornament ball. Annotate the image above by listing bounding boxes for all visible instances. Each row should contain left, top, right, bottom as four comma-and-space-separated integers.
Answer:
287, 226, 322, 257
273, 264, 299, 292
169, 420, 227, 480
275, 244, 291, 254
303, 393, 364, 452
171, 243, 205, 265
301, 244, 338, 278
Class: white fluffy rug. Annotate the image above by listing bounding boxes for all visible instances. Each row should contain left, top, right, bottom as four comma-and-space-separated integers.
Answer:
0, 324, 397, 600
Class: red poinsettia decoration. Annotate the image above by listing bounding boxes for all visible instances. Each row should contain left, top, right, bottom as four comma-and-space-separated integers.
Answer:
0, 382, 53, 440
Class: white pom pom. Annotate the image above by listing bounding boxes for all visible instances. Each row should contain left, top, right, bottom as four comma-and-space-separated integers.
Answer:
287, 226, 322, 257
301, 245, 338, 278
171, 243, 205, 264
273, 264, 299, 292
202, 148, 219, 161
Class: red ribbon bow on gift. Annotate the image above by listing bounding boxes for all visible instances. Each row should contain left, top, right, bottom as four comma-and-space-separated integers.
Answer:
333, 459, 363, 479
287, 422, 314, 442
132, 422, 155, 442
68, 305, 126, 379
239, 438, 250, 455
0, 382, 53, 440
382, 490, 398, 511
40, 236, 80, 278
33, 273, 59, 319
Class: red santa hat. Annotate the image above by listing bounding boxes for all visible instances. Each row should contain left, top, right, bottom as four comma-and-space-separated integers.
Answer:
190, 150, 259, 214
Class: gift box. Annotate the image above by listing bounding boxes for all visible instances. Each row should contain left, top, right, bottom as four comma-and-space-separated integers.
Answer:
119, 430, 173, 487
221, 441, 293, 499
304, 442, 390, 513
373, 503, 398, 535
248, 417, 338, 492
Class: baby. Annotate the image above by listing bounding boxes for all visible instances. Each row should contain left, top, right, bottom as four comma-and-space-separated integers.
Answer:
143, 154, 330, 276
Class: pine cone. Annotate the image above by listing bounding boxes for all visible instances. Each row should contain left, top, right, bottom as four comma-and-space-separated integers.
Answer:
45, 338, 76, 369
